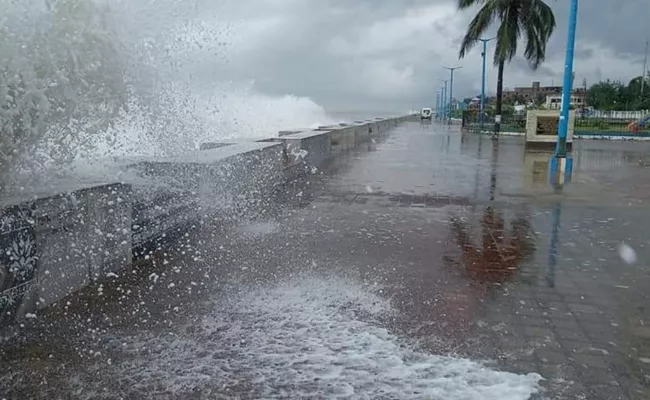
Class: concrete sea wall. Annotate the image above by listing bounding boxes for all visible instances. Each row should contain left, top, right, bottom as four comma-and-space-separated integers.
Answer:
0, 115, 413, 324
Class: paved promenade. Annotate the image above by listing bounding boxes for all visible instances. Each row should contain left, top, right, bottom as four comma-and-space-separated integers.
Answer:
3, 120, 650, 399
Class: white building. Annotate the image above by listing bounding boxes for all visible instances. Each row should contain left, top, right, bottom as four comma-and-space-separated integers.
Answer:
545, 94, 585, 110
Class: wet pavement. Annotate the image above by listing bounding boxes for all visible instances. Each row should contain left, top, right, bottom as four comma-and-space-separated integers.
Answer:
3, 120, 650, 399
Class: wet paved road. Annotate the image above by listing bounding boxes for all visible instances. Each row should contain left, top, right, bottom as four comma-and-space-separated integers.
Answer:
3, 120, 650, 399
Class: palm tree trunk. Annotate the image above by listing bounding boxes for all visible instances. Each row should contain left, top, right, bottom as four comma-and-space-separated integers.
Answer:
493, 60, 505, 139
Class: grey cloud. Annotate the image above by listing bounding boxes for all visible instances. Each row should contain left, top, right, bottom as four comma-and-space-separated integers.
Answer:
180, 0, 650, 111
574, 48, 594, 59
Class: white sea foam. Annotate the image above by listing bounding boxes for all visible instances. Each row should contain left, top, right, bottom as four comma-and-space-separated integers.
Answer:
74, 275, 543, 399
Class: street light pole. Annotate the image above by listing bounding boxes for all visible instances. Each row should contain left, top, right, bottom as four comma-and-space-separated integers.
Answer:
555, 0, 578, 157
550, 0, 578, 186
478, 38, 495, 129
445, 66, 462, 124
641, 39, 648, 95
435, 92, 438, 117
440, 80, 448, 122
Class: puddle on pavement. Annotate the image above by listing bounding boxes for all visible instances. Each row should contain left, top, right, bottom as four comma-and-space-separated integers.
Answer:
448, 206, 536, 285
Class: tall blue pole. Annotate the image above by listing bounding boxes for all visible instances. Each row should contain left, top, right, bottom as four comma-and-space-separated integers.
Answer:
443, 81, 447, 121
480, 40, 487, 127
449, 71, 454, 121
435, 92, 438, 117
555, 0, 579, 157
440, 80, 448, 122
478, 39, 493, 128
445, 66, 462, 124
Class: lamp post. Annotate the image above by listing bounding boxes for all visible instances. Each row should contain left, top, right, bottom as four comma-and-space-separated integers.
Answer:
445, 66, 462, 124
555, 0, 578, 157
478, 38, 495, 129
435, 92, 438, 118
641, 39, 648, 95
550, 0, 578, 183
440, 80, 448, 122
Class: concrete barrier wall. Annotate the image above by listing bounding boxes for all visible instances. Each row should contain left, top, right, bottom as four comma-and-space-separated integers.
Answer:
0, 115, 412, 324
128, 141, 284, 254
271, 116, 411, 169
0, 183, 131, 325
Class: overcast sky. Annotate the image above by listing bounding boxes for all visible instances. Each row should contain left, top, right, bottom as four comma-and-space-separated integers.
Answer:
159, 0, 650, 113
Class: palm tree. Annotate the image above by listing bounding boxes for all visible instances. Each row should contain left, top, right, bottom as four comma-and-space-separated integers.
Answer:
457, 0, 556, 137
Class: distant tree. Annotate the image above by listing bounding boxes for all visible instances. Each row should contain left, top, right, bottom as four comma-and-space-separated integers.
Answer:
457, 0, 556, 137
626, 76, 650, 110
586, 79, 649, 111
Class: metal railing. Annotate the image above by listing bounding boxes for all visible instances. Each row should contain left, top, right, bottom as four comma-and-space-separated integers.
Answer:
581, 110, 649, 120
462, 111, 526, 134
461, 110, 650, 136
575, 117, 650, 136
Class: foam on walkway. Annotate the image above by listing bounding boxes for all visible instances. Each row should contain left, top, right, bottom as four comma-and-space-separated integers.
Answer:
71, 274, 543, 399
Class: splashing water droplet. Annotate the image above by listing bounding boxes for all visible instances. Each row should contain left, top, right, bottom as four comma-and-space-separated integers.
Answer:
618, 243, 637, 264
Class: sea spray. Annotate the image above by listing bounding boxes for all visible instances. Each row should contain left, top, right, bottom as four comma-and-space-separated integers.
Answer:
0, 0, 332, 187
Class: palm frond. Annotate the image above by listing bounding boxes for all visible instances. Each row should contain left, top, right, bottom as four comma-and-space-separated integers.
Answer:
521, 0, 555, 69
493, 3, 521, 65
458, 0, 487, 9
523, 24, 545, 69
458, 1, 498, 59
457, 0, 556, 69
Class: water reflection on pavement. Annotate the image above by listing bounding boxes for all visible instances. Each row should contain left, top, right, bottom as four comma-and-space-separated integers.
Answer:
3, 121, 650, 399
